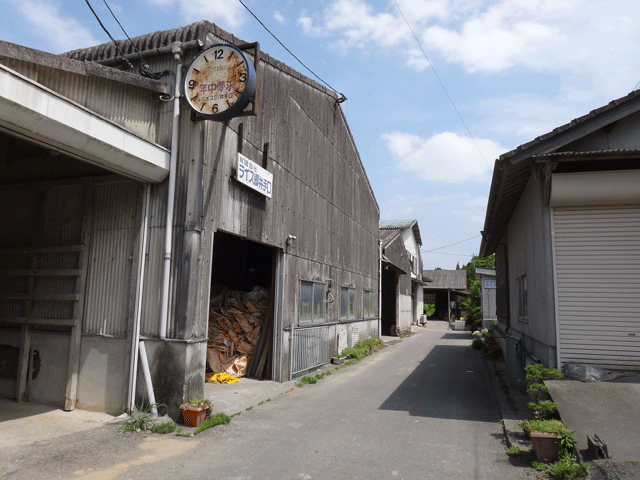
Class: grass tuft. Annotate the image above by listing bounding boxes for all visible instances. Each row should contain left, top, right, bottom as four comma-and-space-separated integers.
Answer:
151, 420, 177, 434
193, 413, 231, 435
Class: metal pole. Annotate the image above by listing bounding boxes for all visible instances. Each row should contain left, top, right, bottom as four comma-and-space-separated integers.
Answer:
159, 42, 183, 339
127, 183, 151, 413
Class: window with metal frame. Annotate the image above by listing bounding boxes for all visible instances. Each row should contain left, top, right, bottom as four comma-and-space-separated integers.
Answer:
340, 287, 356, 320
364, 290, 376, 318
300, 280, 326, 324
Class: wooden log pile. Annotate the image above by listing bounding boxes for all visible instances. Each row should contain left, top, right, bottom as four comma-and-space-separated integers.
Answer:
207, 285, 270, 378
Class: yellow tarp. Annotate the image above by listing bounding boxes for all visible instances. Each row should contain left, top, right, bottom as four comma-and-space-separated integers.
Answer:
206, 372, 240, 384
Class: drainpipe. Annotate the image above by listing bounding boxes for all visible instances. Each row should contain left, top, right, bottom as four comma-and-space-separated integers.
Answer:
127, 184, 151, 413
378, 239, 382, 337
159, 41, 183, 340
138, 341, 158, 417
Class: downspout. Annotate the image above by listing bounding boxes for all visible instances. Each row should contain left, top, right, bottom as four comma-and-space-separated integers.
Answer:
127, 184, 151, 413
159, 41, 183, 339
378, 239, 382, 337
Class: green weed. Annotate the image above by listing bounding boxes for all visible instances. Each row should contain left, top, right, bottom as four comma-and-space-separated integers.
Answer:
193, 413, 231, 435
506, 446, 521, 457
150, 420, 177, 434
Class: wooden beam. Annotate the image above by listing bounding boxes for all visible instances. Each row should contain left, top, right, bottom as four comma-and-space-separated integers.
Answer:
16, 324, 31, 402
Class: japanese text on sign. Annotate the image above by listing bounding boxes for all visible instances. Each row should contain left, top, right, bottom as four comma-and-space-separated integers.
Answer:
235, 153, 273, 198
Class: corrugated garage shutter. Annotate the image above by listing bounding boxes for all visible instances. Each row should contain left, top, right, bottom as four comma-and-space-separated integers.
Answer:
552, 205, 640, 369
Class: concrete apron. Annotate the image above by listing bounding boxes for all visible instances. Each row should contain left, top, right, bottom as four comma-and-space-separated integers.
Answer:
0, 397, 115, 449
203, 377, 296, 416
546, 376, 640, 462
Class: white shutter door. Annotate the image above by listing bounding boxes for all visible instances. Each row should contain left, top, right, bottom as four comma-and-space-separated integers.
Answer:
553, 205, 640, 370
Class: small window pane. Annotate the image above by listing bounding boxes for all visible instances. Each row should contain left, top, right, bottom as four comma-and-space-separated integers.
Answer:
340, 287, 349, 319
313, 283, 325, 321
300, 281, 312, 322
348, 289, 356, 318
364, 290, 376, 317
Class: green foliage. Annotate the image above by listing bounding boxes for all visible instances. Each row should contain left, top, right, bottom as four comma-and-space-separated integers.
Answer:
531, 461, 547, 472
558, 430, 577, 454
525, 364, 563, 382
506, 446, 521, 457
296, 375, 318, 386
461, 279, 482, 327
192, 412, 231, 435
462, 254, 496, 285
459, 254, 495, 327
120, 409, 153, 432
184, 398, 211, 408
423, 303, 436, 317
546, 452, 588, 479
528, 400, 559, 418
521, 419, 566, 434
151, 420, 177, 434
120, 402, 162, 433
471, 338, 484, 350
339, 337, 383, 360
527, 383, 549, 394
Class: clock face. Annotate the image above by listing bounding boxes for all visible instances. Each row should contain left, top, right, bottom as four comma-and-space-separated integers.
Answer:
184, 44, 256, 120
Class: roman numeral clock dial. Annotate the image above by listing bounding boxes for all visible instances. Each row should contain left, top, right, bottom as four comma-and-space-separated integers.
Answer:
184, 44, 256, 121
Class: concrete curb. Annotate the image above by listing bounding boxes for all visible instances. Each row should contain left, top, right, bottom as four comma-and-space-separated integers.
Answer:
483, 355, 531, 452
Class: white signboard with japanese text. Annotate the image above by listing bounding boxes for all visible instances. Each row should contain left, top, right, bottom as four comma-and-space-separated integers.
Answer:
235, 153, 273, 198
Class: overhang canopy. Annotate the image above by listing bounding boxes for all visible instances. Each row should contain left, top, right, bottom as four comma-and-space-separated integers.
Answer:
0, 64, 170, 183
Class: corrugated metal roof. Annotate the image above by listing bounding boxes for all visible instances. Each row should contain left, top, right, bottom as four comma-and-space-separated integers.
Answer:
422, 269, 467, 290
531, 149, 640, 160
379, 219, 422, 246
480, 89, 640, 257
379, 228, 400, 247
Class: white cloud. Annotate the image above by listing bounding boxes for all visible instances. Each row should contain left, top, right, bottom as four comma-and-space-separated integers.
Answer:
303, 0, 640, 93
273, 11, 287, 24
299, 0, 410, 50
146, 0, 246, 29
297, 13, 325, 37
405, 47, 430, 71
382, 131, 501, 183
178, 0, 245, 28
15, 0, 100, 52
423, 19, 557, 72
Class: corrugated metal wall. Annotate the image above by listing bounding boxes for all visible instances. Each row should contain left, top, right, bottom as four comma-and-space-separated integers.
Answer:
83, 182, 140, 336
553, 205, 640, 369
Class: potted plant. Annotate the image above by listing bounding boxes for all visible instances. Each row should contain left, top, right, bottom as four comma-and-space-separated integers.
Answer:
179, 398, 212, 428
525, 364, 562, 419
521, 419, 567, 462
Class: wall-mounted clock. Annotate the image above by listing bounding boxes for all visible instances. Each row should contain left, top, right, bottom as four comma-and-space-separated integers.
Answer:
183, 43, 257, 121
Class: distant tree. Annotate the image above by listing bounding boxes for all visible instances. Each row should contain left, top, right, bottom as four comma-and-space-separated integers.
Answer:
460, 254, 495, 330
456, 262, 460, 270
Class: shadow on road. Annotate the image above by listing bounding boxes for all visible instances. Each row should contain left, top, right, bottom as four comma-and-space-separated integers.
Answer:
379, 340, 498, 423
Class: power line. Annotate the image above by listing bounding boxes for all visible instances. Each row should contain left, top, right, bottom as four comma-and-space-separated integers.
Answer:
392, 0, 490, 167
237, 0, 346, 103
100, 0, 160, 79
84, 0, 132, 70
424, 251, 475, 258
421, 234, 481, 253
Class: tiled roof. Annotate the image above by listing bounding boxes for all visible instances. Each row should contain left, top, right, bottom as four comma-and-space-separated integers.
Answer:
422, 269, 467, 290
379, 219, 422, 246
480, 89, 640, 256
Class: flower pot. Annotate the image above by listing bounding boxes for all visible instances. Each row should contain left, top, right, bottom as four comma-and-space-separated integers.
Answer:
331, 356, 346, 365
180, 404, 211, 428
530, 431, 560, 462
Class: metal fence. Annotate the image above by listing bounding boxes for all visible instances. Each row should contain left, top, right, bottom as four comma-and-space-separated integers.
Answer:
505, 333, 526, 392
291, 325, 330, 376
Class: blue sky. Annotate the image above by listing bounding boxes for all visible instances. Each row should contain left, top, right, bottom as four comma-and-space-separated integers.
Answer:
4, 0, 640, 269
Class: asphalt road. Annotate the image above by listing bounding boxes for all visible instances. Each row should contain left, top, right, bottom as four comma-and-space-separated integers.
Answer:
1, 328, 535, 479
